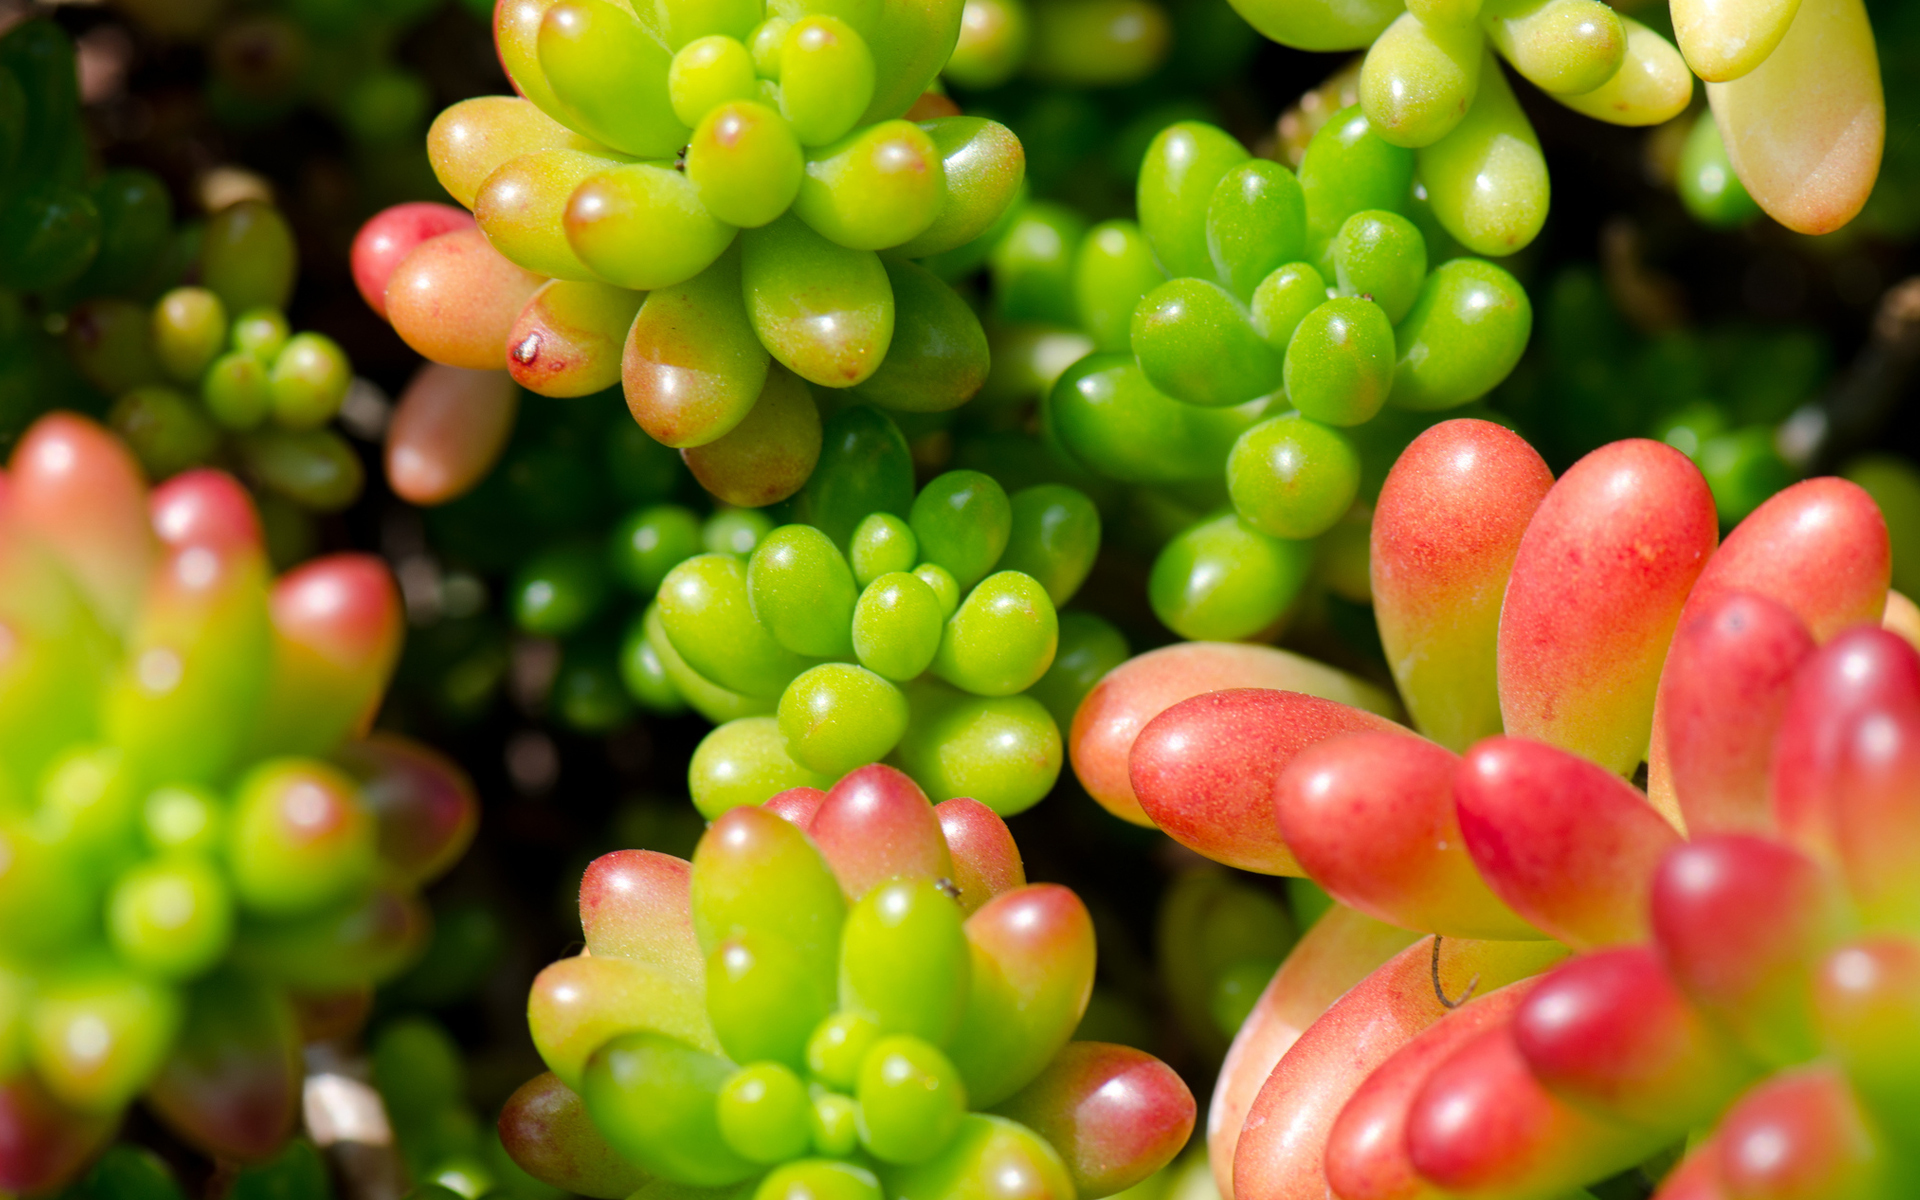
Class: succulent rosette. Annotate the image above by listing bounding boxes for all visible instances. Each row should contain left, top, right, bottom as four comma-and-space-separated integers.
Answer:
1041, 110, 1530, 644
499, 763, 1195, 1200
349, 0, 1027, 510
64, 201, 366, 521
1229, 0, 1884, 241
0, 415, 477, 1194
1064, 415, 1918, 1196
650, 460, 1111, 818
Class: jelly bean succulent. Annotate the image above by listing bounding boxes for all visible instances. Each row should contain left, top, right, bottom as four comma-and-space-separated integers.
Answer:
499, 764, 1196, 1200
1065, 414, 1916, 1197
647, 460, 1115, 817
1200, 605, 1920, 1199
0, 415, 477, 1195
1044, 113, 1528, 642
350, 0, 1027, 509
1229, 0, 1885, 240
67, 248, 365, 518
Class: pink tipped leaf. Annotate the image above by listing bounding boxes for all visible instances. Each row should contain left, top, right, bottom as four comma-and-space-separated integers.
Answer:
1454, 737, 1682, 949
1276, 732, 1538, 940
1828, 677, 1920, 931
9, 413, 155, 631
508, 280, 646, 399
1230, 936, 1567, 1200
1070, 641, 1400, 826
1650, 477, 1889, 818
0, 1072, 118, 1195
934, 797, 1026, 914
992, 1042, 1196, 1199
1403, 1019, 1666, 1199
1655, 592, 1815, 835
688, 805, 845, 966
1770, 626, 1920, 860
150, 469, 264, 553
103, 540, 274, 785
810, 763, 953, 900
946, 884, 1096, 1108
1130, 688, 1408, 875
1497, 439, 1718, 782
576, 849, 703, 986
352, 202, 476, 319
1682, 478, 1891, 640
385, 364, 520, 506
1323, 981, 1535, 1200
144, 971, 301, 1163
251, 554, 404, 758
1651, 835, 1850, 1067
385, 226, 545, 370
1714, 1066, 1891, 1199
1371, 419, 1555, 751
498, 1071, 656, 1199
1512, 946, 1755, 1135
